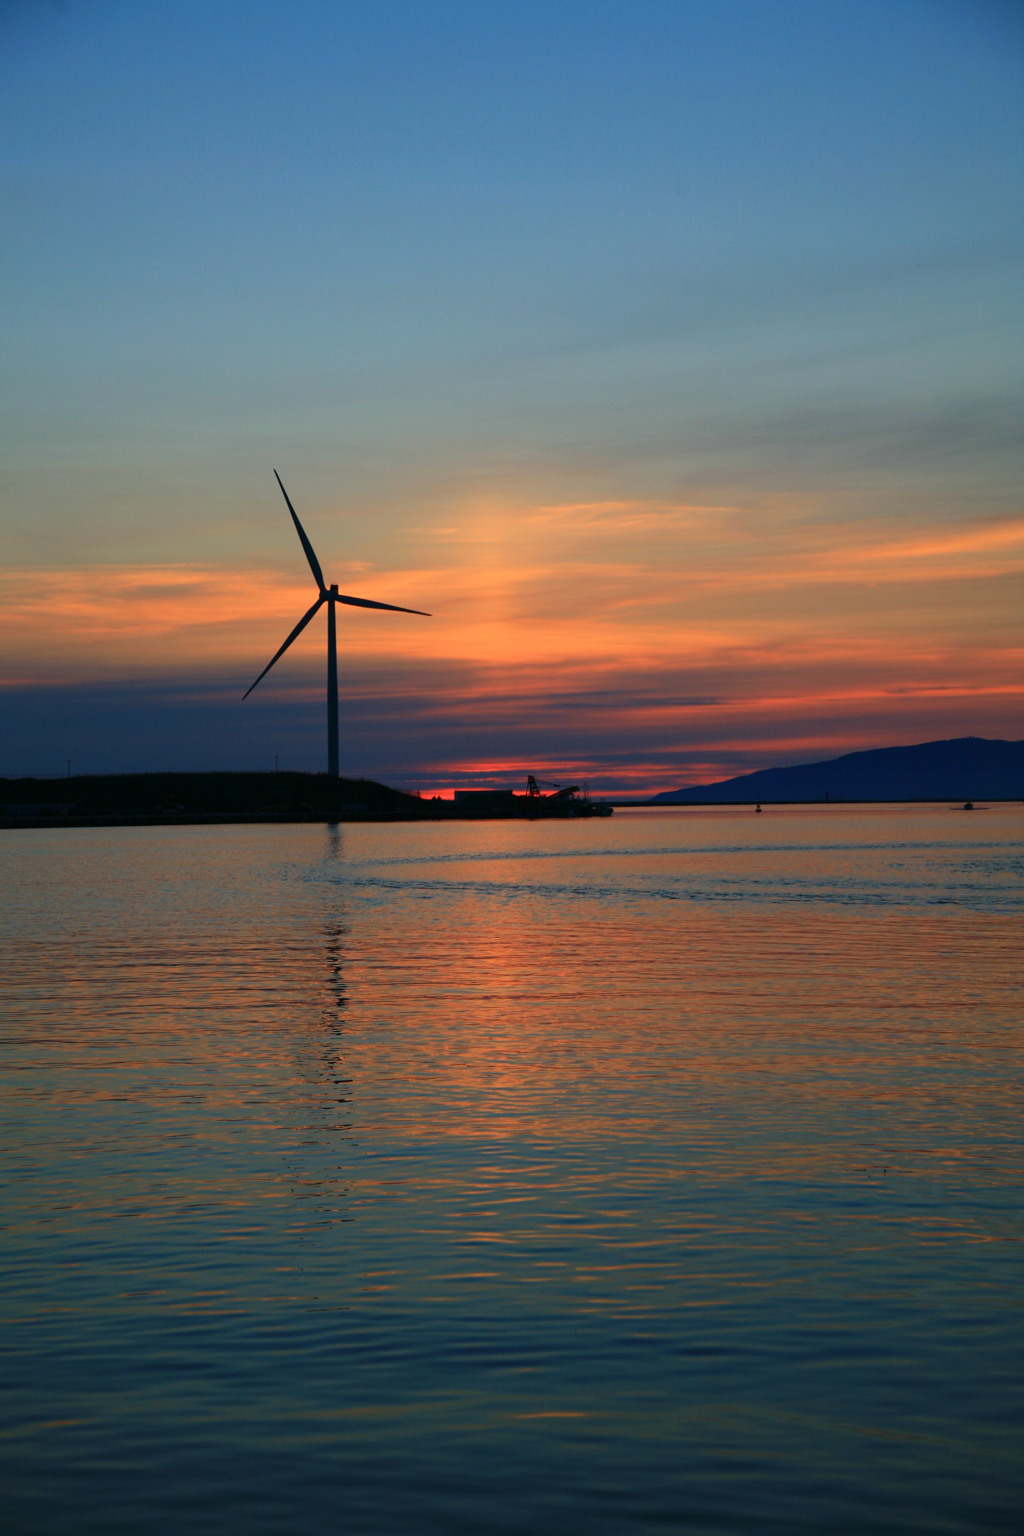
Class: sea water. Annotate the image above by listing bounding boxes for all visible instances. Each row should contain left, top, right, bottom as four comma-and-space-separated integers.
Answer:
1, 805, 1022, 1534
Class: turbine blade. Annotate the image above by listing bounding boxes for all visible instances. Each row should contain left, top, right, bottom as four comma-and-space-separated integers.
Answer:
274, 470, 327, 593
243, 595, 325, 699
334, 591, 431, 616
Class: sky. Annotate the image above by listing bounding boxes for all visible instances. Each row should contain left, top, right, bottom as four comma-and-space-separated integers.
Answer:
1, 0, 1022, 794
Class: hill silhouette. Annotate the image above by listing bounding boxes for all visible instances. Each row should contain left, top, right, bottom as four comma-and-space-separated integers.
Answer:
650, 737, 1024, 803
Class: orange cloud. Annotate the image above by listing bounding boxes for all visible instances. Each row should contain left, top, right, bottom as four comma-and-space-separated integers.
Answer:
1, 499, 1021, 791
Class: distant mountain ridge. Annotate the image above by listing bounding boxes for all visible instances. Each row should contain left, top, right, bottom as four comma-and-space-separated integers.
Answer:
650, 737, 1024, 803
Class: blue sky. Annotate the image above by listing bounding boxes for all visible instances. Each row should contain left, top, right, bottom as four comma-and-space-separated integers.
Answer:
2, 0, 1022, 789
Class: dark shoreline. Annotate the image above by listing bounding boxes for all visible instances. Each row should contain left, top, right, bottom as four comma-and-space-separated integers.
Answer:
1, 771, 614, 828
3, 775, 1017, 829
603, 798, 1018, 808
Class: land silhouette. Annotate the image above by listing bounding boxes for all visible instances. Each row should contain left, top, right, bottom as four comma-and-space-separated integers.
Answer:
0, 772, 610, 827
650, 737, 1024, 804
4, 737, 1022, 829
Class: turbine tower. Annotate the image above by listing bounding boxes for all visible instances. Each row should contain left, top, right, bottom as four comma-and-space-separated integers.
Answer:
244, 471, 429, 778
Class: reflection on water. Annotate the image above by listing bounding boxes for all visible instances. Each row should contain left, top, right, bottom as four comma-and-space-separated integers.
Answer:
1, 807, 1022, 1535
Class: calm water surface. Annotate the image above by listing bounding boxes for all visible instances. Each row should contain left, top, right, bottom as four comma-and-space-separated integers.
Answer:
2, 805, 1022, 1534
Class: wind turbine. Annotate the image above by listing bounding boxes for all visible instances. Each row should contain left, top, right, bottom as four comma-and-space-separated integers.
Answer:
244, 471, 429, 778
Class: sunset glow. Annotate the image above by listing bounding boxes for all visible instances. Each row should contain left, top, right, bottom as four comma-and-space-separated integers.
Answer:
2, 2, 1021, 791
